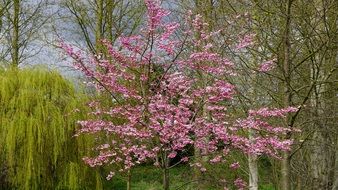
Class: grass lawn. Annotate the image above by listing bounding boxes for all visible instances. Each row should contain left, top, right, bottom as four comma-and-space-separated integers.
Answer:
103, 165, 218, 190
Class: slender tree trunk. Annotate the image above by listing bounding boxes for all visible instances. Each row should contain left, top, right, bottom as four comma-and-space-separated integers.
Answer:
163, 155, 170, 190
281, 152, 291, 190
106, 0, 114, 42
248, 130, 258, 190
333, 143, 338, 190
248, 63, 258, 190
95, 0, 103, 53
310, 127, 332, 190
127, 170, 131, 190
0, 3, 3, 32
281, 1, 293, 190
12, 0, 20, 67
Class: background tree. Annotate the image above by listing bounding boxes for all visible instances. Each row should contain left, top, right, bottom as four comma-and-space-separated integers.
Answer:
58, 0, 145, 54
0, 0, 52, 67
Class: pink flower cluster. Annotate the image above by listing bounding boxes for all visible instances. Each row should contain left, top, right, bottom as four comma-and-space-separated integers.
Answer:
236, 33, 256, 49
236, 107, 299, 157
145, 0, 169, 32
249, 107, 299, 117
234, 178, 247, 190
259, 58, 277, 72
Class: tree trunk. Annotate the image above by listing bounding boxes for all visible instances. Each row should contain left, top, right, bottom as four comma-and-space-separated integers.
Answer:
163, 156, 169, 190
95, 0, 103, 53
280, 1, 293, 190
12, 0, 20, 67
310, 129, 332, 190
0, 2, 3, 32
106, 0, 114, 42
281, 152, 291, 190
248, 130, 258, 190
309, 66, 334, 190
127, 170, 131, 190
333, 144, 338, 190
248, 61, 258, 190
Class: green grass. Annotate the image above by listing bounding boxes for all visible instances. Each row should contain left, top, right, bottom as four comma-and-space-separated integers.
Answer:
103, 165, 214, 190
102, 163, 277, 190
260, 184, 276, 190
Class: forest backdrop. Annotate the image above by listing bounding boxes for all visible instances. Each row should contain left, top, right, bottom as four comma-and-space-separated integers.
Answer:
0, 0, 337, 190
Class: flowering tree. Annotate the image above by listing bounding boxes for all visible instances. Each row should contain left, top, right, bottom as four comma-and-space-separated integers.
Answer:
61, 0, 298, 189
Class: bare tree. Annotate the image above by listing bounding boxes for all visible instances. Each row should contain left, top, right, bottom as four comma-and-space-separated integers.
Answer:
0, 0, 51, 67
59, 0, 145, 54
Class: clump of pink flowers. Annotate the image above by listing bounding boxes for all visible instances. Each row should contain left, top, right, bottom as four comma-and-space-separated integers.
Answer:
259, 58, 277, 72
236, 33, 256, 49
234, 178, 247, 190
61, 0, 298, 189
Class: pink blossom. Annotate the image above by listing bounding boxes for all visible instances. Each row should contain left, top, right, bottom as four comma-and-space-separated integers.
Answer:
145, 0, 170, 32
210, 155, 222, 164
230, 162, 240, 170
259, 58, 277, 72
236, 34, 255, 49
168, 151, 177, 158
249, 107, 298, 117
106, 171, 115, 180
234, 178, 247, 190
181, 157, 189, 162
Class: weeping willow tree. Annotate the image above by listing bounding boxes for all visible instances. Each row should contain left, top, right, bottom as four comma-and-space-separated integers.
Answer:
0, 67, 103, 190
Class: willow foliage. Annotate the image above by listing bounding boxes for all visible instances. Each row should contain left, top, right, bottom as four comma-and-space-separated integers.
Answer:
0, 67, 102, 190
